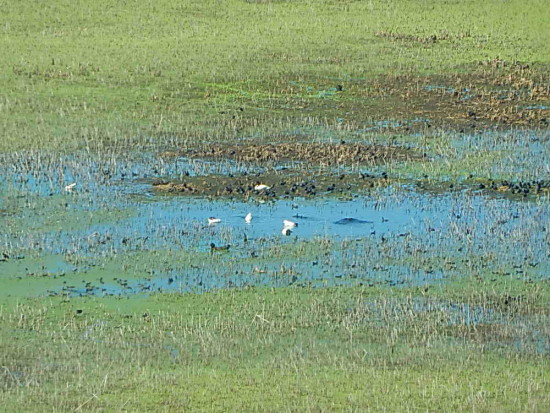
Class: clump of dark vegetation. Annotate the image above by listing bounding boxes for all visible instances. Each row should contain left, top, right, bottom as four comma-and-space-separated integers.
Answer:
162, 142, 422, 165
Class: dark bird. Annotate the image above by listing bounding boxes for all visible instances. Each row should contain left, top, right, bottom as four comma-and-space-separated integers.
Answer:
210, 242, 230, 252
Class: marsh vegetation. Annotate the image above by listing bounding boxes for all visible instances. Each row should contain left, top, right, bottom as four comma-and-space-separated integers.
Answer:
0, 0, 549, 411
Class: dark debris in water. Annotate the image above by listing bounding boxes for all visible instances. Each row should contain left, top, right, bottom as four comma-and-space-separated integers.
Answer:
334, 218, 373, 225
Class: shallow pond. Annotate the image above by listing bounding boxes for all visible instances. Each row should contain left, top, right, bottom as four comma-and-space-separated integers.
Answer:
1, 152, 548, 298
0, 137, 548, 359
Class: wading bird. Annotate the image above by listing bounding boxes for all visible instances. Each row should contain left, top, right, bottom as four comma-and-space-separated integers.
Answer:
208, 217, 221, 225
245, 212, 252, 223
254, 184, 270, 191
283, 219, 297, 229
210, 242, 230, 252
281, 227, 292, 236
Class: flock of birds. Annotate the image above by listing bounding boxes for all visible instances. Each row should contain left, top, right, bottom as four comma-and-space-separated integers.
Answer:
208, 214, 298, 253
64, 183, 274, 193
64, 181, 298, 254
208, 214, 298, 236
206, 184, 299, 252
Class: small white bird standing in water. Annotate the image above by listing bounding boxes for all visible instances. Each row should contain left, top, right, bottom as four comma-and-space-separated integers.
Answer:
282, 227, 292, 236
283, 219, 297, 229
254, 184, 270, 191
245, 212, 252, 223
282, 219, 297, 236
64, 183, 77, 193
208, 217, 221, 225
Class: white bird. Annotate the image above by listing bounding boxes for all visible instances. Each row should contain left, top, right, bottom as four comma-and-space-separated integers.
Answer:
65, 183, 76, 193
282, 227, 292, 236
283, 219, 297, 229
245, 212, 252, 223
254, 184, 270, 191
208, 217, 221, 225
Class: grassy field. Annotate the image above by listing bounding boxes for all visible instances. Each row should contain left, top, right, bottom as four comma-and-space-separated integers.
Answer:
1, 0, 549, 151
1, 285, 548, 411
1, 1, 549, 411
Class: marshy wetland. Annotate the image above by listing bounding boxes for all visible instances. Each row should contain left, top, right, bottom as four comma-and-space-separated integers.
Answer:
1, 1, 549, 411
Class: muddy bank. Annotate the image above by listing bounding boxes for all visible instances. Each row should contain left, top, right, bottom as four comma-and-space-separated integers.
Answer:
356, 62, 550, 129
152, 171, 389, 199
152, 171, 550, 200
415, 179, 550, 199
161, 142, 422, 165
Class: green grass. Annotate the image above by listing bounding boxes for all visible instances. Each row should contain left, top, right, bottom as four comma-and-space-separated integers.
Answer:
1, 0, 550, 151
1, 286, 548, 411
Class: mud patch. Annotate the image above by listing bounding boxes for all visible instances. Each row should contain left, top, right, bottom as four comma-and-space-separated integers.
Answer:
414, 178, 550, 199
152, 170, 390, 199
274, 63, 550, 131
161, 142, 421, 165
388, 64, 550, 128
374, 30, 469, 44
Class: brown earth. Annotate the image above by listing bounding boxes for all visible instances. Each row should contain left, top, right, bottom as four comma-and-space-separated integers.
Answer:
152, 170, 390, 200
350, 61, 550, 129
152, 62, 550, 199
160, 142, 422, 165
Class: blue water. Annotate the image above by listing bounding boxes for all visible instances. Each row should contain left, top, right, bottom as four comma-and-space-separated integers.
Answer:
1, 147, 548, 299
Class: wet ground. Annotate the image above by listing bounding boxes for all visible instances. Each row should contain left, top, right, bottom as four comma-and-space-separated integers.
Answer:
162, 142, 422, 164
315, 62, 550, 130
1, 146, 548, 297
0, 125, 548, 356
